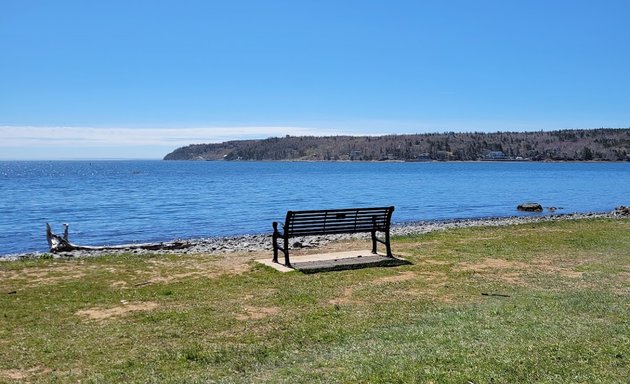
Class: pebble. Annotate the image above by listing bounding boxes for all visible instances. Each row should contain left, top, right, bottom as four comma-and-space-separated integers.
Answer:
2, 211, 625, 261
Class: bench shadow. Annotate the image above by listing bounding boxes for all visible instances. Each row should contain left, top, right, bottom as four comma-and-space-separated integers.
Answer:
292, 255, 412, 274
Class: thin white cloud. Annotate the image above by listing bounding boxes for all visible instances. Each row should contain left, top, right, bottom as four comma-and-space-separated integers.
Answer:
0, 119, 585, 150
0, 126, 348, 148
0, 125, 391, 159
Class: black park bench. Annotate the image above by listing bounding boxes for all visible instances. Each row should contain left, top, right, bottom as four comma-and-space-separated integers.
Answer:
272, 206, 395, 267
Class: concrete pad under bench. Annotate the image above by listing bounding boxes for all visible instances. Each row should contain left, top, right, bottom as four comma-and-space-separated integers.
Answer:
256, 250, 410, 273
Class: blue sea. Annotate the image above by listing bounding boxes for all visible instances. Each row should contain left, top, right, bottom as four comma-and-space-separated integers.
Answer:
1, 160, 628, 256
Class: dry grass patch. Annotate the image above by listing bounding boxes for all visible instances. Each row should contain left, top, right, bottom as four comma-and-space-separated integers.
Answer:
0, 366, 52, 381
533, 258, 586, 278
455, 258, 531, 285
0, 266, 88, 287
111, 254, 255, 288
235, 305, 280, 321
289, 239, 372, 256
456, 257, 530, 272
329, 270, 453, 305
398, 288, 456, 303
328, 271, 418, 305
454, 256, 588, 286
372, 270, 416, 284
75, 301, 159, 321
329, 287, 355, 305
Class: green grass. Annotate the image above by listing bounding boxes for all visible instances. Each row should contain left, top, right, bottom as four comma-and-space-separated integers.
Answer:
1, 218, 629, 383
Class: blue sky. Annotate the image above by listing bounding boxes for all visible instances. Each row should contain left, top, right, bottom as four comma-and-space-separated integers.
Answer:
1, 0, 629, 159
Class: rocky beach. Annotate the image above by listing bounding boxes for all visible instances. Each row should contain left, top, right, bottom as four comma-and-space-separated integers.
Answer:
4, 207, 628, 261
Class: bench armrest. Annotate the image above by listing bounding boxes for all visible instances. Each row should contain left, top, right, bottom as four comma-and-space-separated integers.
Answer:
272, 221, 285, 237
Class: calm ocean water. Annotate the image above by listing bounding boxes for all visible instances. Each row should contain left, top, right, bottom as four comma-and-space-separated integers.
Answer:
1, 160, 628, 256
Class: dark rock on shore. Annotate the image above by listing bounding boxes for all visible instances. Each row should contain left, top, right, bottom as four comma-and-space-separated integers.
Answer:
612, 206, 630, 216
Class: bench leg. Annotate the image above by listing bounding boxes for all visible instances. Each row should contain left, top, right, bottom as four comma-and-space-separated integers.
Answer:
385, 230, 393, 258
272, 223, 280, 263
371, 230, 377, 254
283, 236, 291, 267
272, 235, 279, 263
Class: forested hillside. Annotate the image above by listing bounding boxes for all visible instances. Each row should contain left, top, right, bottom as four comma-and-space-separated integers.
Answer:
164, 128, 630, 161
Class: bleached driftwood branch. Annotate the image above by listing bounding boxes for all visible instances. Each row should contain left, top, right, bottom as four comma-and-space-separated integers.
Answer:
45, 223, 191, 253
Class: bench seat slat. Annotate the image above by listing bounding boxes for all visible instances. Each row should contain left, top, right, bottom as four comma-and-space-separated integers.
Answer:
291, 212, 387, 220
289, 226, 386, 235
291, 213, 388, 219
288, 217, 389, 226
290, 210, 389, 217
289, 215, 389, 222
287, 207, 391, 215
288, 226, 387, 235
289, 219, 388, 226
290, 209, 389, 216
289, 223, 387, 232
288, 220, 388, 229
290, 211, 389, 217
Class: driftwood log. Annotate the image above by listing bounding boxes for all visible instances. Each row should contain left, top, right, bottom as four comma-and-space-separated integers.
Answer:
45, 223, 192, 253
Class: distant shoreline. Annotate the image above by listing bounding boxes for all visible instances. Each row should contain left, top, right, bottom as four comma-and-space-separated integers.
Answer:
164, 129, 630, 162
166, 158, 629, 163
3, 210, 627, 261
2, 158, 629, 163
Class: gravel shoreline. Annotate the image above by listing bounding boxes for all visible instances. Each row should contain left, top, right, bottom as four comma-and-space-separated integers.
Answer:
3, 210, 628, 261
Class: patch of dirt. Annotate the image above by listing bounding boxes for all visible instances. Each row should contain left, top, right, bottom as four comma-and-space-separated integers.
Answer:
0, 369, 27, 381
398, 288, 456, 303
131, 257, 252, 286
532, 259, 585, 278
0, 270, 19, 280
330, 271, 436, 305
132, 265, 250, 286
0, 367, 51, 381
75, 301, 158, 321
0, 267, 87, 288
1, 263, 132, 289
240, 289, 278, 302
290, 240, 369, 257
508, 227, 574, 235
235, 305, 280, 321
415, 271, 448, 280
498, 272, 528, 285
329, 287, 354, 305
457, 258, 530, 272
456, 257, 588, 285
133, 271, 219, 285
373, 271, 417, 284
422, 259, 451, 266
454, 236, 502, 244
2, 253, 254, 292
470, 236, 502, 241
456, 258, 532, 285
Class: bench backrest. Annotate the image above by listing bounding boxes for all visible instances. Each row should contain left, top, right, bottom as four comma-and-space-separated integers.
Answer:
284, 206, 394, 237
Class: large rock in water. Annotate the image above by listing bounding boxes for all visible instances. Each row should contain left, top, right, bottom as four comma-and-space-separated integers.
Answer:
517, 203, 543, 212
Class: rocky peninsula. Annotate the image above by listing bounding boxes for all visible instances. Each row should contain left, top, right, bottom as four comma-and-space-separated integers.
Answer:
164, 129, 630, 162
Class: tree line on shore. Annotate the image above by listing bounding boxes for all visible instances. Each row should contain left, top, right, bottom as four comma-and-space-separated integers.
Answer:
164, 128, 630, 162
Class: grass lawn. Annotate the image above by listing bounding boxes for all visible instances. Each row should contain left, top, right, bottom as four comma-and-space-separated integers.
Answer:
1, 218, 629, 383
